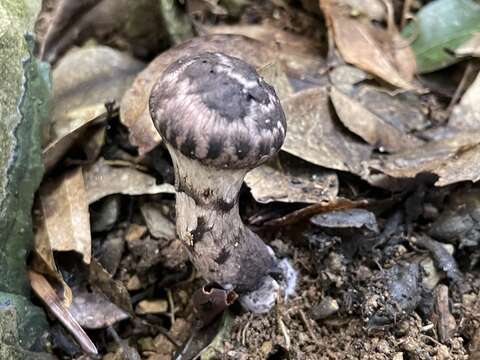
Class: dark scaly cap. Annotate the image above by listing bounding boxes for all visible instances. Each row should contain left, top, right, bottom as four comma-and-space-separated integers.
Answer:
149, 52, 286, 169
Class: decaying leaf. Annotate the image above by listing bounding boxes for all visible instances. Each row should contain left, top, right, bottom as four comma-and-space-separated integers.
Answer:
36, 0, 187, 64
366, 131, 480, 186
83, 158, 174, 204
258, 61, 294, 100
450, 73, 480, 131
43, 46, 143, 171
120, 34, 274, 155
206, 24, 325, 75
352, 85, 429, 133
402, 0, 480, 73
69, 285, 129, 329
330, 86, 423, 152
245, 155, 338, 204
29, 271, 98, 355
89, 259, 134, 316
37, 167, 91, 264
282, 87, 371, 174
320, 0, 417, 90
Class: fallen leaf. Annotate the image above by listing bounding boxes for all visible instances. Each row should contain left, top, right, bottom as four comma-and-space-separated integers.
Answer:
50, 46, 144, 141
282, 87, 371, 174
83, 158, 174, 204
352, 85, 429, 133
449, 73, 480, 131
245, 154, 338, 204
43, 45, 143, 171
258, 61, 294, 100
366, 131, 480, 185
36, 0, 184, 64
207, 23, 325, 75
38, 167, 91, 264
434, 144, 480, 186
120, 34, 274, 155
402, 0, 480, 73
321, 0, 417, 90
89, 259, 134, 316
69, 286, 129, 329
330, 86, 423, 152
29, 271, 98, 355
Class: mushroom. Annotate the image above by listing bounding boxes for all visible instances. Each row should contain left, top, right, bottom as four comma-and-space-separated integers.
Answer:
149, 52, 296, 313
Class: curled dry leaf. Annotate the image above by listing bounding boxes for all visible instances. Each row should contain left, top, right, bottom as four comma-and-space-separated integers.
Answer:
245, 155, 338, 204
120, 34, 274, 155
37, 167, 91, 264
330, 86, 423, 152
366, 131, 480, 186
320, 0, 417, 90
83, 158, 174, 204
282, 87, 371, 175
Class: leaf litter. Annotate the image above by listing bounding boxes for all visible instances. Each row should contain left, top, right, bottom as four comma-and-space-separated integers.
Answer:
28, 0, 480, 359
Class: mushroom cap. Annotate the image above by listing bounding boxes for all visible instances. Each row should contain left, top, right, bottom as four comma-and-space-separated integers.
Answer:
149, 52, 286, 169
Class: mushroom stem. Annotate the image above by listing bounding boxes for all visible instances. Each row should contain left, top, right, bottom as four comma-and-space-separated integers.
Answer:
169, 147, 277, 293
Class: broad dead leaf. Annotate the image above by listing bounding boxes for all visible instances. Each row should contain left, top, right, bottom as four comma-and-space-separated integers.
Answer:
245, 155, 338, 204
330, 86, 423, 152
38, 167, 91, 264
69, 285, 129, 329
83, 158, 174, 204
120, 34, 274, 155
282, 87, 371, 174
43, 46, 143, 171
365, 131, 480, 186
320, 0, 417, 90
29, 271, 98, 355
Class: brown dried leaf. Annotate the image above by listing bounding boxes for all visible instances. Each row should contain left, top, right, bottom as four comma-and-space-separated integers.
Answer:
89, 259, 134, 316
245, 155, 338, 204
258, 61, 294, 100
330, 86, 423, 152
207, 24, 325, 75
29, 271, 98, 355
366, 131, 480, 186
36, 0, 175, 64
120, 34, 274, 155
43, 46, 143, 171
320, 0, 417, 90
282, 87, 371, 174
83, 158, 174, 204
38, 167, 91, 264
435, 144, 480, 186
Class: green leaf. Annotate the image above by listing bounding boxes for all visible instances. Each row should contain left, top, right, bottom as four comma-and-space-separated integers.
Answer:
402, 0, 480, 73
